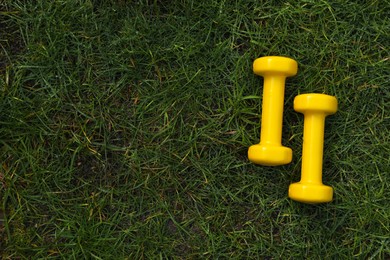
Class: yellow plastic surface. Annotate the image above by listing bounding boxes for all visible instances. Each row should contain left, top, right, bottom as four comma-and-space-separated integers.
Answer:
288, 94, 338, 203
248, 56, 297, 166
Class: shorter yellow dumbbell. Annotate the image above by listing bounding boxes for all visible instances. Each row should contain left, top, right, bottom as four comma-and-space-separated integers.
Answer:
248, 56, 298, 166
289, 94, 338, 203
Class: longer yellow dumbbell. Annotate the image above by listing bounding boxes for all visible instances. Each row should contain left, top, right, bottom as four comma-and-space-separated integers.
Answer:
289, 94, 338, 203
248, 56, 298, 166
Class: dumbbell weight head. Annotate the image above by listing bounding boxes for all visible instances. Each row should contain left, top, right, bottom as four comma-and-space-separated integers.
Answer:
253, 56, 298, 77
289, 183, 334, 204
294, 94, 338, 115
248, 145, 292, 166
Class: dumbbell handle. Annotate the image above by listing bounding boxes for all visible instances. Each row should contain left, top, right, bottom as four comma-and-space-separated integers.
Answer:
301, 112, 326, 184
260, 76, 286, 145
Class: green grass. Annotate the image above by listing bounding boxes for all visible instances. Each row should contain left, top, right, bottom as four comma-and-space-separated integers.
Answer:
1, 0, 389, 258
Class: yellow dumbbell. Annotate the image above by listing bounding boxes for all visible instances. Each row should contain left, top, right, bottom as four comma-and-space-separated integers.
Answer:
288, 94, 338, 203
248, 56, 298, 166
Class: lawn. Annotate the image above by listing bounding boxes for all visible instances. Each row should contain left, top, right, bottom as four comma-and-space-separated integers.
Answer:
1, 0, 389, 258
